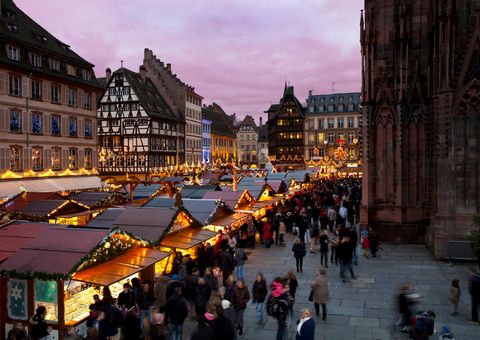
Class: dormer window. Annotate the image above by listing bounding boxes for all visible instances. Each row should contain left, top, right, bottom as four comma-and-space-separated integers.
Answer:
81, 69, 92, 81
36, 35, 47, 42
6, 45, 20, 61
6, 11, 15, 19
6, 24, 18, 33
66, 64, 76, 76
49, 58, 60, 71
30, 53, 42, 67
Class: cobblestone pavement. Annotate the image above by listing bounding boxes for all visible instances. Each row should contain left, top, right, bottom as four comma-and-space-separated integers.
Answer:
180, 233, 479, 339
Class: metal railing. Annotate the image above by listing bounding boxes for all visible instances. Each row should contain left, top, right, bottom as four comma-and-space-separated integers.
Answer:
444, 241, 476, 263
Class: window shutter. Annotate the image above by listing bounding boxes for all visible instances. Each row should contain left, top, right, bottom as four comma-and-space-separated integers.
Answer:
44, 148, 51, 169
43, 81, 50, 101
0, 71, 6, 93
0, 109, 7, 131
78, 91, 83, 108
43, 114, 50, 135
62, 117, 68, 135
92, 147, 98, 169
79, 148, 85, 168
78, 119, 84, 137
62, 149, 68, 169
0, 147, 6, 171
22, 76, 29, 97
22, 147, 29, 171
22, 111, 28, 133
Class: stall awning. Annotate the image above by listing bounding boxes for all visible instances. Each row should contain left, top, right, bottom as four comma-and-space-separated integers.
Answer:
72, 248, 169, 286
160, 228, 217, 249
0, 176, 102, 198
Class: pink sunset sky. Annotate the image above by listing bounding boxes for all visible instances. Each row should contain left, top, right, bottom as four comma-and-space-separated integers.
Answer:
17, 0, 363, 121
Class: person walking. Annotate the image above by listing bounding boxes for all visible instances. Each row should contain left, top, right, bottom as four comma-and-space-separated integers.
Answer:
204, 267, 218, 292
194, 278, 211, 318
165, 287, 189, 340
267, 280, 291, 340
310, 269, 330, 321
338, 234, 356, 283
220, 248, 234, 284
232, 279, 250, 336
234, 246, 247, 281
309, 223, 320, 254
369, 227, 379, 257
263, 219, 273, 248
211, 304, 236, 340
136, 281, 155, 336
327, 206, 336, 232
469, 268, 480, 323
279, 221, 287, 246
295, 308, 315, 340
252, 272, 268, 323
319, 229, 329, 268
292, 238, 307, 273
221, 299, 238, 334
154, 274, 170, 313
449, 279, 460, 316
329, 227, 340, 266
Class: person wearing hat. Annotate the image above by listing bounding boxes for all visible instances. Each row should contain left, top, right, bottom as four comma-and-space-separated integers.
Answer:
221, 299, 238, 333
190, 314, 216, 340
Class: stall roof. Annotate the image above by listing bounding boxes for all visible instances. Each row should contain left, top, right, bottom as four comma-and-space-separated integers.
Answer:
158, 176, 189, 183
0, 222, 49, 262
0, 227, 107, 275
72, 247, 170, 286
266, 172, 287, 180
210, 212, 251, 228
202, 172, 222, 181
160, 228, 217, 249
86, 208, 125, 229
0, 192, 66, 211
202, 190, 254, 209
112, 207, 178, 242
180, 185, 221, 199
67, 192, 114, 208
132, 184, 162, 200
0, 176, 102, 199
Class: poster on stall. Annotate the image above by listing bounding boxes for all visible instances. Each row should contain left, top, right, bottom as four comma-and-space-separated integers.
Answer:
7, 279, 28, 320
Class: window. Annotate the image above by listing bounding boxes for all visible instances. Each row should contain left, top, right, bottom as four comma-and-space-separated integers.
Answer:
68, 117, 77, 137
68, 88, 77, 106
31, 80, 42, 100
348, 117, 355, 128
32, 112, 42, 134
51, 147, 61, 170
337, 117, 344, 128
327, 132, 335, 143
318, 118, 324, 129
318, 132, 325, 143
9, 146, 22, 171
7, 46, 20, 61
83, 91, 91, 109
51, 115, 61, 135
84, 119, 93, 138
49, 58, 60, 71
66, 64, 76, 76
81, 69, 92, 81
31, 53, 42, 67
123, 86, 130, 95
327, 118, 334, 129
108, 87, 116, 96
10, 111, 21, 132
68, 148, 77, 169
84, 148, 93, 169
51, 85, 60, 103
113, 136, 121, 148
32, 147, 43, 170
9, 74, 21, 96
348, 132, 355, 144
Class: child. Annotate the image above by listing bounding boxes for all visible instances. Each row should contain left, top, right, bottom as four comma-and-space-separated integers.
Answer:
448, 279, 460, 316
361, 235, 370, 258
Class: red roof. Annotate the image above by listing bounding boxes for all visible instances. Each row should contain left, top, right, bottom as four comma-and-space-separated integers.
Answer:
0, 222, 49, 262
0, 192, 66, 211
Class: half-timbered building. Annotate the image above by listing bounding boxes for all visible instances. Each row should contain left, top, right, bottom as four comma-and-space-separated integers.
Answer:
266, 84, 305, 171
97, 67, 184, 179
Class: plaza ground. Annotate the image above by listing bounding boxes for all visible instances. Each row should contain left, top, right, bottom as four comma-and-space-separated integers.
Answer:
179, 233, 478, 339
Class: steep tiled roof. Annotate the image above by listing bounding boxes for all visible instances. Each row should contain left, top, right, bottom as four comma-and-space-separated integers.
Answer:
0, 0, 101, 88
258, 125, 268, 142
238, 115, 258, 132
202, 104, 235, 138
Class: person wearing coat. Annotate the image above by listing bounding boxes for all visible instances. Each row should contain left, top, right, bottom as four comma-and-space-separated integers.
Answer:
252, 272, 268, 323
263, 220, 273, 248
278, 221, 287, 246
310, 269, 330, 320
292, 238, 307, 273
296, 308, 315, 340
232, 279, 250, 335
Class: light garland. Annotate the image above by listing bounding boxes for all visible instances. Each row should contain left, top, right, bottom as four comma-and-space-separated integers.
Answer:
1, 168, 98, 180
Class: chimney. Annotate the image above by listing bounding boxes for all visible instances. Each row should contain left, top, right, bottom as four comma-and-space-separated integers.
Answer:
139, 65, 146, 79
259, 117, 263, 127
308, 89, 313, 96
105, 68, 112, 82
166, 63, 171, 72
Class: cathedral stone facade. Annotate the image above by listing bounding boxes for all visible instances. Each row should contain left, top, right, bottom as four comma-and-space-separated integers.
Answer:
361, 1, 480, 257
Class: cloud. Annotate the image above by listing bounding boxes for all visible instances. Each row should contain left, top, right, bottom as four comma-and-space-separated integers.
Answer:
16, 0, 362, 119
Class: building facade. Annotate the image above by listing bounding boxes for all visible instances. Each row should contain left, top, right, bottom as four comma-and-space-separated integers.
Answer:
266, 84, 305, 171
202, 103, 236, 164
257, 117, 268, 168
142, 48, 205, 165
201, 118, 212, 163
0, 0, 101, 184
304, 92, 362, 175
97, 67, 183, 179
236, 115, 258, 166
361, 1, 480, 256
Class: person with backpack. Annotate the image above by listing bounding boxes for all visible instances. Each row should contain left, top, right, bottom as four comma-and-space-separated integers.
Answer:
234, 246, 247, 281
165, 287, 189, 340
411, 311, 435, 340
267, 280, 291, 340
292, 238, 307, 273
